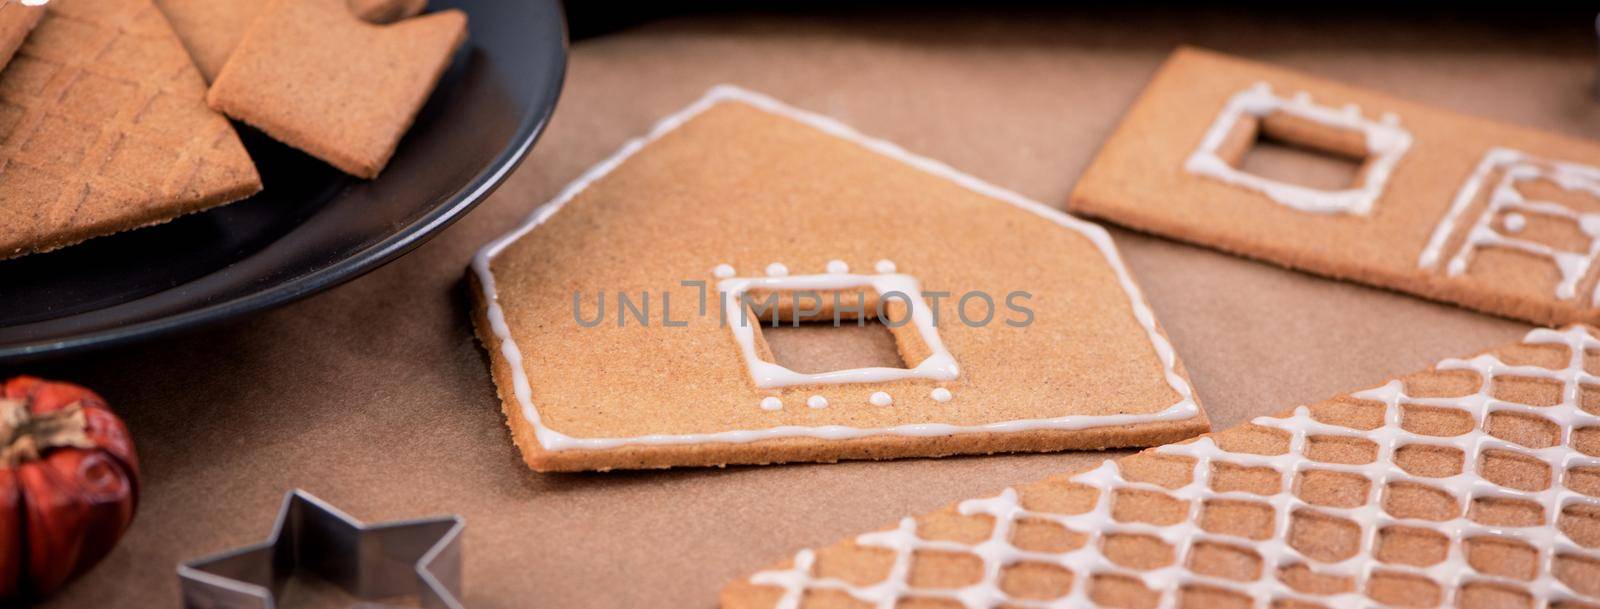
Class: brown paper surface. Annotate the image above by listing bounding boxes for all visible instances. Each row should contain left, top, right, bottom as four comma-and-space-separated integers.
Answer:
15, 8, 1593, 608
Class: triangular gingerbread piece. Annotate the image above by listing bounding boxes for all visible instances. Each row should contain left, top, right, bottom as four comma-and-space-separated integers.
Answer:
725, 325, 1600, 608
156, 0, 427, 82
0, 0, 261, 259
152, 0, 267, 82
205, 0, 466, 178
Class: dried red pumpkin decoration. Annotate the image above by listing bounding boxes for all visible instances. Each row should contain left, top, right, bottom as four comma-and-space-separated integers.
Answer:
0, 376, 139, 601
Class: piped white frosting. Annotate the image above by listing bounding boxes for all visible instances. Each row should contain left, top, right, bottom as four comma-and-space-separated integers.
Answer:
1418, 148, 1600, 304
719, 271, 959, 389
750, 326, 1600, 608
1185, 82, 1412, 216
469, 85, 1197, 453
1503, 212, 1527, 234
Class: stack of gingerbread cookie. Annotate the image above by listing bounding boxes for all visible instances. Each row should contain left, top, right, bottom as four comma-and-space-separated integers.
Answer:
0, 0, 466, 260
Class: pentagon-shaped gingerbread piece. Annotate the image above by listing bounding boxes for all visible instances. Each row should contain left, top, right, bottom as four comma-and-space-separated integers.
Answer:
471, 86, 1208, 472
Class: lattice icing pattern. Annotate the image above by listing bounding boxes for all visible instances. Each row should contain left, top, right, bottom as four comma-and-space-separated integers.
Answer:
736, 326, 1600, 609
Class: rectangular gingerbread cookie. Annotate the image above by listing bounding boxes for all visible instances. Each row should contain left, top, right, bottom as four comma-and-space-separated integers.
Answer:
724, 324, 1600, 609
1071, 47, 1600, 327
470, 86, 1209, 472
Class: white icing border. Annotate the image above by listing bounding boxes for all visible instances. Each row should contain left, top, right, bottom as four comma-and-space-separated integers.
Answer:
719, 271, 959, 388
752, 326, 1600, 608
1419, 148, 1600, 304
1185, 82, 1412, 216
470, 85, 1198, 452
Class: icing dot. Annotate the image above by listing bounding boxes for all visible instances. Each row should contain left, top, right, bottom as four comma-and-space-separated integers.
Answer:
1503, 212, 1527, 233
1582, 215, 1600, 236
826, 260, 849, 274
874, 259, 897, 274
760, 397, 782, 411
870, 391, 892, 407
931, 388, 952, 402
807, 395, 828, 409
713, 264, 735, 278
766, 263, 789, 277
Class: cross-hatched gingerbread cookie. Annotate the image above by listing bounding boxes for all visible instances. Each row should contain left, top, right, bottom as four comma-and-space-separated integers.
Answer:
205, 0, 466, 178
726, 325, 1600, 609
0, 0, 261, 260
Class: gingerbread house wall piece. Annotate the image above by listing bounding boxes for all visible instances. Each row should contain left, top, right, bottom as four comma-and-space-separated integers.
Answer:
471, 86, 1207, 472
1072, 47, 1600, 327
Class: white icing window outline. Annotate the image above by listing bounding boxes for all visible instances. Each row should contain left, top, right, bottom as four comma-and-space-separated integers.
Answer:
718, 272, 959, 389
1184, 82, 1413, 216
1418, 147, 1600, 304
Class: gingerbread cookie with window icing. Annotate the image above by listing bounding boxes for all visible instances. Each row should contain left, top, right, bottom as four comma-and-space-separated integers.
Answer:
1071, 46, 1600, 327
470, 86, 1208, 472
726, 325, 1600, 609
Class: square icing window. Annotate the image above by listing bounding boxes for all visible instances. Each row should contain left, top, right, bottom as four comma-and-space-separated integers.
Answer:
1185, 82, 1412, 216
718, 268, 958, 389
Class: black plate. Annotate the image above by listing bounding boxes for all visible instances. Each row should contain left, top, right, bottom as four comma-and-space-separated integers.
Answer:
0, 0, 565, 362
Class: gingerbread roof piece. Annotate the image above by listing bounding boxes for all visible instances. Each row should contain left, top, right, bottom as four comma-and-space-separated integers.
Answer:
0, 0, 261, 260
725, 325, 1600, 609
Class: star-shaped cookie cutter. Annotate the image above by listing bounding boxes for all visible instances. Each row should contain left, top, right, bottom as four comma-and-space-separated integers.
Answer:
178, 489, 464, 609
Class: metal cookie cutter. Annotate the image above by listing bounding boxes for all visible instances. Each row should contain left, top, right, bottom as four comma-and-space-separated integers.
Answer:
178, 489, 464, 609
